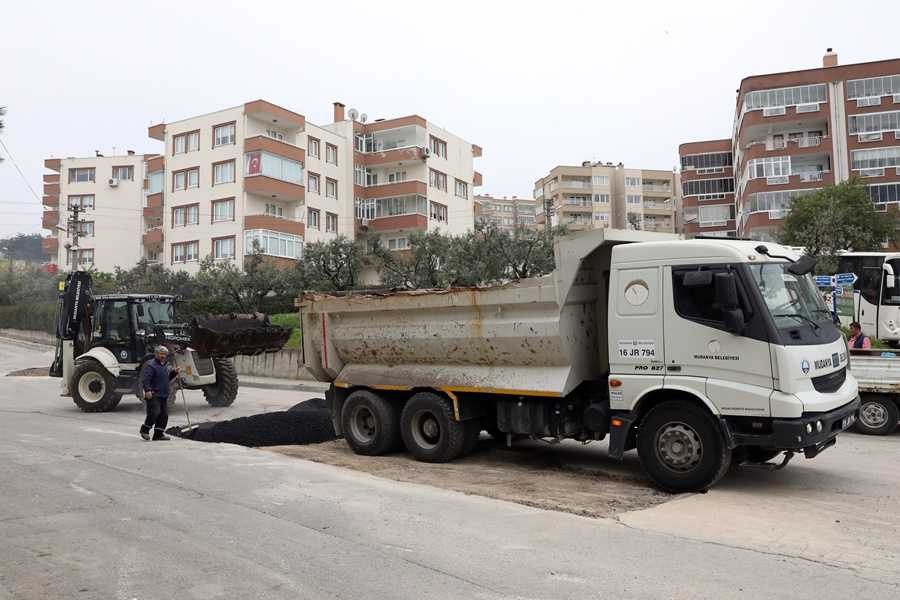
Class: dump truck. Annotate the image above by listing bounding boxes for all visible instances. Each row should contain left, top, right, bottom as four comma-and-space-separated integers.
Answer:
847, 349, 900, 435
299, 229, 860, 491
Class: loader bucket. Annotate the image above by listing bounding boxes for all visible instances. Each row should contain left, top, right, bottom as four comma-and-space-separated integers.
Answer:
189, 313, 291, 358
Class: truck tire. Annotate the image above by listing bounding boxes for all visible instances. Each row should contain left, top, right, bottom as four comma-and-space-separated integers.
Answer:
340, 389, 402, 455
636, 401, 731, 493
401, 392, 467, 462
202, 358, 238, 407
72, 361, 122, 413
854, 395, 899, 435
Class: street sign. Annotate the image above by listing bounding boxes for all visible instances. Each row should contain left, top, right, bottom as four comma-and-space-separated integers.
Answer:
815, 275, 833, 287
834, 272, 858, 286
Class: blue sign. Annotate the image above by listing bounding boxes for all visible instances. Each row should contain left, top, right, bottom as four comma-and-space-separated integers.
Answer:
815, 275, 834, 287
834, 272, 858, 285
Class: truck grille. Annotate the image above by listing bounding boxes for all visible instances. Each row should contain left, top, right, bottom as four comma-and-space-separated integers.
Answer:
811, 367, 845, 394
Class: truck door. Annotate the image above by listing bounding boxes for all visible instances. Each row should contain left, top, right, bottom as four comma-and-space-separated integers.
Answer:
664, 265, 774, 417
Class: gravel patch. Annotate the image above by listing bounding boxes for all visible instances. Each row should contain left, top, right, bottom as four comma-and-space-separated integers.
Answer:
6, 367, 50, 377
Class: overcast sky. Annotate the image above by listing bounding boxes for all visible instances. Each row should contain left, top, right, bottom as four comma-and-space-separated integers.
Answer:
2, 0, 899, 238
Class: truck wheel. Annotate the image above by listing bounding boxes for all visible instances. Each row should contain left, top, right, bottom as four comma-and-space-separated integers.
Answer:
202, 358, 238, 407
637, 401, 731, 493
854, 396, 899, 435
401, 392, 466, 462
340, 390, 402, 455
72, 361, 122, 413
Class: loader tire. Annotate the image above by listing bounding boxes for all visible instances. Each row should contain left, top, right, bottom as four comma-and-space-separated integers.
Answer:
636, 400, 731, 493
340, 389, 402, 455
401, 392, 467, 463
202, 358, 238, 407
72, 361, 122, 413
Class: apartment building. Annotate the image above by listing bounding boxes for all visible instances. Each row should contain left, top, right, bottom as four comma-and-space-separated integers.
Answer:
137, 100, 482, 272
474, 194, 537, 231
680, 50, 900, 242
42, 152, 148, 271
678, 139, 736, 237
533, 162, 676, 233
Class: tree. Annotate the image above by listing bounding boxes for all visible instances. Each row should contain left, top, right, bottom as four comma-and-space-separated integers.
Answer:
780, 178, 895, 273
300, 236, 365, 291
0, 233, 44, 263
627, 213, 642, 231
374, 230, 450, 289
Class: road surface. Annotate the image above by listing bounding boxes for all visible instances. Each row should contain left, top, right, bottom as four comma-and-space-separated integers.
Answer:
1, 338, 898, 599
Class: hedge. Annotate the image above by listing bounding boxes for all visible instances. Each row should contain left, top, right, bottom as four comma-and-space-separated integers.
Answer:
0, 302, 57, 334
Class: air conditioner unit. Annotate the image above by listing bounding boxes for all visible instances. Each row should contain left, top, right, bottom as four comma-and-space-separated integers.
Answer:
108, 178, 119, 187
422, 147, 432, 158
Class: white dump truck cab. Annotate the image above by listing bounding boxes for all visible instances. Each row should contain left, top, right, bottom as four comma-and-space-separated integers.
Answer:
607, 239, 859, 482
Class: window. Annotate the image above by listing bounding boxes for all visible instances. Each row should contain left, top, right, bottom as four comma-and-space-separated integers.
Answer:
430, 201, 448, 222
111, 165, 134, 181
360, 195, 427, 218
626, 194, 642, 205
565, 195, 591, 206
699, 204, 734, 224
265, 203, 284, 218
244, 152, 304, 184
747, 189, 816, 214
325, 212, 338, 233
454, 179, 468, 198
213, 160, 235, 185
625, 176, 642, 187
266, 129, 285, 141
672, 266, 736, 325
213, 237, 235, 260
326, 178, 338, 199
852, 147, 900, 171
743, 84, 827, 111
429, 169, 447, 191
173, 131, 200, 154
68, 168, 95, 183
244, 229, 302, 259
213, 123, 236, 147
148, 171, 164, 194
308, 137, 320, 158
78, 221, 95, 236
212, 198, 234, 222
593, 193, 610, 203
745, 156, 793, 180
171, 241, 199, 264
848, 110, 900, 135
388, 237, 410, 251
308, 173, 320, 194
173, 168, 200, 191
366, 170, 378, 186
172, 204, 199, 227
326, 143, 338, 165
308, 208, 320, 230
682, 178, 735, 197
388, 170, 407, 183
356, 198, 375, 220
429, 136, 447, 158
594, 212, 610, 222
868, 183, 900, 204
68, 195, 95, 210
680, 152, 733, 170
75, 249, 94, 266
846, 74, 900, 100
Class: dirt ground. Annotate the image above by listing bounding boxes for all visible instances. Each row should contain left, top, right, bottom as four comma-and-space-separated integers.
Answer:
5, 367, 49, 377
267, 437, 671, 518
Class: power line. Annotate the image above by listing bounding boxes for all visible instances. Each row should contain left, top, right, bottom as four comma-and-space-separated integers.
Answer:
0, 137, 42, 204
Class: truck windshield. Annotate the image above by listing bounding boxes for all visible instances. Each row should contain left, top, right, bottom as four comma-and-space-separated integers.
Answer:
748, 263, 830, 331
136, 301, 175, 329
883, 258, 900, 305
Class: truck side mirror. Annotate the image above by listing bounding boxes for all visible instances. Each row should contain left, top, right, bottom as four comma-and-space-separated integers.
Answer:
884, 263, 895, 289
723, 308, 746, 334
715, 272, 745, 334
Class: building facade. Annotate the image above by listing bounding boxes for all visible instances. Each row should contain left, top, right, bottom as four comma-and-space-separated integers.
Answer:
44, 100, 482, 273
474, 194, 537, 231
42, 153, 148, 271
533, 162, 676, 233
678, 139, 736, 238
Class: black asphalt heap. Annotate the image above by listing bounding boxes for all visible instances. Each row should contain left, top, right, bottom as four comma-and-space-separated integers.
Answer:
169, 398, 336, 447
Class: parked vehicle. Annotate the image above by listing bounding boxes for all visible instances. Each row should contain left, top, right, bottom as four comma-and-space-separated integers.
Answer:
836, 252, 900, 345
848, 348, 900, 435
49, 271, 290, 412
299, 229, 860, 492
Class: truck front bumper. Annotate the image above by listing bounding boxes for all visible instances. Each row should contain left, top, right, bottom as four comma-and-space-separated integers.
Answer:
723, 397, 860, 458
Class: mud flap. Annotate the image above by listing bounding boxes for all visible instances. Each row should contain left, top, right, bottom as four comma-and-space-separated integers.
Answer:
608, 414, 637, 460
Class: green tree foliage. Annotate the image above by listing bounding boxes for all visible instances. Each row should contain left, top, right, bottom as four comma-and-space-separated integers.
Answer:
298, 236, 364, 291
780, 178, 895, 273
0, 233, 44, 262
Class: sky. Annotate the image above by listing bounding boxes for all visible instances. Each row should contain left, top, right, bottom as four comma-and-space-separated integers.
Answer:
2, 0, 899, 238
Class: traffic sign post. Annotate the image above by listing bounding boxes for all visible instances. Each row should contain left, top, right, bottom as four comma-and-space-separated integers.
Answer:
834, 272, 858, 286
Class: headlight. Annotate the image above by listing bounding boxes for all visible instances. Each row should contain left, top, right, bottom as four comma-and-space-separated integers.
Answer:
805, 423, 813, 434
816, 420, 823, 432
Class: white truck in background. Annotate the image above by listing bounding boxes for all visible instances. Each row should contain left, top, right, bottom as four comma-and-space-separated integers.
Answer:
848, 349, 900, 435
299, 229, 860, 492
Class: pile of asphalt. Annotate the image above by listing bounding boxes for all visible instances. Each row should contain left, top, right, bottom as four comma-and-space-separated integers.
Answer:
168, 398, 336, 447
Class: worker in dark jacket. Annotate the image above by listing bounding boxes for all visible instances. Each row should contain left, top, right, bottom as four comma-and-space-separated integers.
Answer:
140, 346, 180, 440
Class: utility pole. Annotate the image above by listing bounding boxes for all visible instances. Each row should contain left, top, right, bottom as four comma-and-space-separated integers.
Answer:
544, 197, 554, 231
67, 204, 83, 267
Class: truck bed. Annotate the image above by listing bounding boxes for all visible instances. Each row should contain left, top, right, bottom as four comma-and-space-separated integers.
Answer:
850, 349, 900, 394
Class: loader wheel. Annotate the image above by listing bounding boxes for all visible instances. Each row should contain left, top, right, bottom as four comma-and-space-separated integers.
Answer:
202, 358, 238, 407
854, 396, 899, 436
401, 392, 466, 463
340, 389, 402, 455
72, 361, 122, 413
636, 401, 731, 493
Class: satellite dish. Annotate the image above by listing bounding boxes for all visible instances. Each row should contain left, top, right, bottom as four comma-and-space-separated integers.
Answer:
348, 108, 359, 121
360, 113, 368, 123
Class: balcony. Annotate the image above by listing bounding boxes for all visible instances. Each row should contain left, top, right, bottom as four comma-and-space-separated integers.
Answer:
148, 123, 166, 141
359, 214, 428, 233
740, 137, 829, 167
742, 171, 834, 196
142, 227, 163, 246
643, 204, 673, 216
43, 194, 59, 208
558, 179, 591, 191
244, 100, 305, 130
143, 205, 163, 221
738, 102, 829, 139
41, 237, 59, 255
42, 210, 59, 230
44, 158, 61, 172
472, 144, 483, 158
244, 150, 305, 202
146, 155, 165, 173
363, 180, 427, 199
359, 146, 425, 166
244, 135, 305, 163
146, 192, 163, 209
244, 214, 305, 237
473, 171, 483, 187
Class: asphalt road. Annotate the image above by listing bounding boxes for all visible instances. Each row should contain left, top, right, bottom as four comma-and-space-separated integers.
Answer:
1, 338, 899, 599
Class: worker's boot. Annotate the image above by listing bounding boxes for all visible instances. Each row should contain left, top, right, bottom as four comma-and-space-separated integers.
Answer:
140, 426, 151, 441
153, 429, 170, 441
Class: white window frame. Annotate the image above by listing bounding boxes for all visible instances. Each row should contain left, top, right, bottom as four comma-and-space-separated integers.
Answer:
214, 123, 236, 147
308, 137, 320, 158
308, 173, 320, 194
213, 237, 236, 260
213, 160, 236, 185
212, 198, 234, 222
326, 178, 338, 199
325, 212, 338, 233
326, 143, 338, 165
308, 208, 320, 230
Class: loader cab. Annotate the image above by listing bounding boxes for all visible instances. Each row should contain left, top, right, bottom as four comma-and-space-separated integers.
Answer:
90, 295, 177, 364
